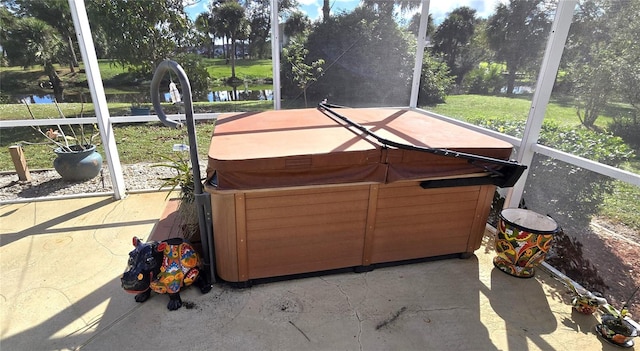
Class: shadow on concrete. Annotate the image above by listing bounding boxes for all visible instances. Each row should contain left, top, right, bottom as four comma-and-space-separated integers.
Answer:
0, 198, 157, 247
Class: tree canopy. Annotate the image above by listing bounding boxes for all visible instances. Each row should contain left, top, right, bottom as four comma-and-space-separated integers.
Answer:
487, 0, 550, 95
5, 0, 79, 70
284, 11, 311, 38
431, 6, 478, 85
302, 6, 413, 106
1, 15, 66, 99
87, 0, 189, 74
1, 0, 637, 133
562, 0, 640, 129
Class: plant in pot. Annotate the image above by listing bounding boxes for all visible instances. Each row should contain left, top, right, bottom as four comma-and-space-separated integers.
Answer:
153, 153, 199, 241
23, 101, 102, 181
595, 286, 640, 348
130, 102, 151, 116
567, 280, 640, 348
130, 91, 152, 116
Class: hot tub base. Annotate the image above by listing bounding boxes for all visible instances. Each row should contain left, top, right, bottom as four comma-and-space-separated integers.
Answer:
210, 181, 495, 283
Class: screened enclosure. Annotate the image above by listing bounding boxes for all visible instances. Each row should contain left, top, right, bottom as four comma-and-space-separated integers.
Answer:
1, 0, 639, 316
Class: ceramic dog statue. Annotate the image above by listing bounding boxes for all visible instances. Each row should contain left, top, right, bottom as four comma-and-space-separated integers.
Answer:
121, 236, 211, 310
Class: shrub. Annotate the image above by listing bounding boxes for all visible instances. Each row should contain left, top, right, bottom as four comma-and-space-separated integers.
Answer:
468, 117, 634, 167
463, 62, 505, 95
173, 53, 211, 98
609, 111, 640, 148
467, 117, 524, 138
539, 122, 634, 166
472, 117, 633, 229
473, 118, 633, 226
417, 53, 455, 106
528, 124, 633, 230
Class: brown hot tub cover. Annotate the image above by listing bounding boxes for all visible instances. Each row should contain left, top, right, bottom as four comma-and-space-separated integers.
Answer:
206, 108, 515, 190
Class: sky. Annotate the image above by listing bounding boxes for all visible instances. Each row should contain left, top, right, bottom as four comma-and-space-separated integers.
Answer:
184, 0, 506, 24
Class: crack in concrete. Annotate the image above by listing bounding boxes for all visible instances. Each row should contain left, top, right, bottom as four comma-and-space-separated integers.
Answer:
93, 202, 120, 255
320, 277, 364, 350
75, 301, 145, 350
226, 288, 250, 324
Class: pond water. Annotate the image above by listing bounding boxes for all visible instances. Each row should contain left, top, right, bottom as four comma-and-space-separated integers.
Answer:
9, 87, 273, 104
205, 89, 273, 102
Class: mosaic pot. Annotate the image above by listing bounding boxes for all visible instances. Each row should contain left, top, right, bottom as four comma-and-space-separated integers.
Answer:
493, 208, 560, 278
572, 295, 600, 315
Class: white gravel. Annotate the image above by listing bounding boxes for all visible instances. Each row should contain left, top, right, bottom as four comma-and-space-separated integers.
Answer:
0, 162, 208, 203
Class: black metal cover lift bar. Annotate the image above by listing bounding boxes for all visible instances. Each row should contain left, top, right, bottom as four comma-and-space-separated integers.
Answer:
317, 102, 526, 188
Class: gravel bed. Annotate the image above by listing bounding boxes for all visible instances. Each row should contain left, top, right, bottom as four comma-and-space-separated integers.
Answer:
0, 162, 208, 203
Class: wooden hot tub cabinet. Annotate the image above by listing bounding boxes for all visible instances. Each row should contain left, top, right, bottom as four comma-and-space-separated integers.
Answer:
205, 108, 513, 282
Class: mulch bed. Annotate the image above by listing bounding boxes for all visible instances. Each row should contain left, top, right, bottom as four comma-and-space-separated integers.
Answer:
546, 217, 640, 317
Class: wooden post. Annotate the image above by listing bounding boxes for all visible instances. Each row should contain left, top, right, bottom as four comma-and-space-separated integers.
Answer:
9, 145, 32, 182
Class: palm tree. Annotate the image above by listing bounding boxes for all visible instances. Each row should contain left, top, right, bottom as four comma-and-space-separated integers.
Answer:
195, 12, 215, 58
2, 17, 65, 101
361, 0, 421, 16
322, 0, 330, 22
213, 1, 249, 80
11, 0, 79, 72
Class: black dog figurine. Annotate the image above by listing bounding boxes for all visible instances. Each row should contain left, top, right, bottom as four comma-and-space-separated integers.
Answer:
121, 237, 211, 310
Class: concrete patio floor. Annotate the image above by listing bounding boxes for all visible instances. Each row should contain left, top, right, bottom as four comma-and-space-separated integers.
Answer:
0, 192, 625, 350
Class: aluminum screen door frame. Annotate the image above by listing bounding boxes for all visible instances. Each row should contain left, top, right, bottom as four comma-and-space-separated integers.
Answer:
68, 0, 126, 199
504, 0, 577, 208
409, 0, 430, 108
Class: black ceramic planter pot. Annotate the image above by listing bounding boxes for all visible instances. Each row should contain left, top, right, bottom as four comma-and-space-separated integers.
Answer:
53, 144, 103, 181
596, 314, 639, 348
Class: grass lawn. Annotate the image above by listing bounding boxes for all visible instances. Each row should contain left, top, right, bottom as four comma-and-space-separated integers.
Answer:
98, 58, 273, 82
203, 58, 273, 82
427, 94, 614, 129
96, 59, 130, 81
0, 100, 271, 121
601, 159, 640, 230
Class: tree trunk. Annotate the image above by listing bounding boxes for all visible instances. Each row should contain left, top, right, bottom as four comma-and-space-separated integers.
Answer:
576, 99, 600, 129
231, 38, 237, 78
303, 88, 308, 108
322, 0, 330, 22
506, 70, 516, 95
222, 36, 227, 60
67, 35, 79, 72
45, 62, 64, 102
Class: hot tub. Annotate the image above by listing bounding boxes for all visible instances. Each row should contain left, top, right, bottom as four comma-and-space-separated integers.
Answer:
205, 107, 516, 283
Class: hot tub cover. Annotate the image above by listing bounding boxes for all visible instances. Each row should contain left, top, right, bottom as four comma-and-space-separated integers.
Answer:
331, 108, 514, 183
206, 108, 514, 190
